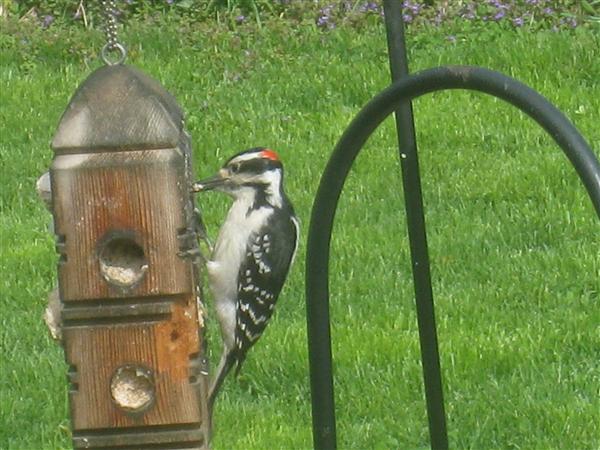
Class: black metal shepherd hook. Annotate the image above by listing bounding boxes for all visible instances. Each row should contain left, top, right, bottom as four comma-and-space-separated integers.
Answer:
305, 2, 600, 449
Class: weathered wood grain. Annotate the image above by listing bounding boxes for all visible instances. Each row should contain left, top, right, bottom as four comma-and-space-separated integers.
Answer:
50, 65, 210, 449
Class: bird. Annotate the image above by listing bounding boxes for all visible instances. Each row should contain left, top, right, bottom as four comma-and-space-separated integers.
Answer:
192, 147, 299, 409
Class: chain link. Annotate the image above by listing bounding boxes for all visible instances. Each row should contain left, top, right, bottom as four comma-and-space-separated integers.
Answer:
100, 0, 126, 65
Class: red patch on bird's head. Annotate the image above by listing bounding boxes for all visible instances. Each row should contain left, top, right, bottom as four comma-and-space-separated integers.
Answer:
261, 149, 280, 161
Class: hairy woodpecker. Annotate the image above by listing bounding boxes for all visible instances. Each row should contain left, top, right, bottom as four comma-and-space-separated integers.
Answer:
192, 147, 299, 408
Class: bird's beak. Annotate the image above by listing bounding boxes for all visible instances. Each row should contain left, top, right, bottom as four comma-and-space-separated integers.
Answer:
192, 169, 229, 193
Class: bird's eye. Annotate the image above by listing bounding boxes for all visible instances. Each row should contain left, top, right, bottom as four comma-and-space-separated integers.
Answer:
230, 163, 241, 174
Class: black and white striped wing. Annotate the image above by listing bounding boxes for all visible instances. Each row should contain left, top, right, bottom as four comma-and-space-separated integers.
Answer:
234, 214, 298, 371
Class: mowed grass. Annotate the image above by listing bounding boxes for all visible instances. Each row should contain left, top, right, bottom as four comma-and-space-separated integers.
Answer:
1, 18, 599, 449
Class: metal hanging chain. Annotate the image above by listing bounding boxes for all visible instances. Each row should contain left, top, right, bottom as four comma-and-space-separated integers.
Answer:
100, 0, 127, 65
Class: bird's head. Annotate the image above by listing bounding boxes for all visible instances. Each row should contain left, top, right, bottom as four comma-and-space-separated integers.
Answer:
193, 147, 285, 204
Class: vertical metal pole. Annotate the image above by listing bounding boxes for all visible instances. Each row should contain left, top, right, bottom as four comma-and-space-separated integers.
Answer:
306, 263, 337, 450
382, 2, 449, 449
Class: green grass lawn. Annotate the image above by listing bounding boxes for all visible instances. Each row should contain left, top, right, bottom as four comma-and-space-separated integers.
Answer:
1, 17, 599, 449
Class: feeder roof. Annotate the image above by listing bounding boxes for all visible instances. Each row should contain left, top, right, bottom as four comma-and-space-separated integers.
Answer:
52, 65, 184, 152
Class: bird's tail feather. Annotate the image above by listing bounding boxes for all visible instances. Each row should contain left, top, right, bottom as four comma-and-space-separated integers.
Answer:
208, 351, 236, 411
233, 353, 248, 377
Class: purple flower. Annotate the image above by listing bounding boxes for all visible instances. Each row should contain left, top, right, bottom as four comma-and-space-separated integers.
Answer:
409, 4, 421, 15
542, 7, 553, 15
359, 2, 379, 13
558, 17, 577, 28
166, 0, 174, 4
235, 15, 246, 24
494, 10, 505, 21
316, 6, 335, 30
42, 15, 54, 28
402, 13, 412, 23
513, 17, 524, 27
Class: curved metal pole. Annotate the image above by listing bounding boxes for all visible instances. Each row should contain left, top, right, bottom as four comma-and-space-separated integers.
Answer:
306, 65, 600, 450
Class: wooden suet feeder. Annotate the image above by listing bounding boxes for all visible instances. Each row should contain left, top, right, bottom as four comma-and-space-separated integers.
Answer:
49, 64, 210, 449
